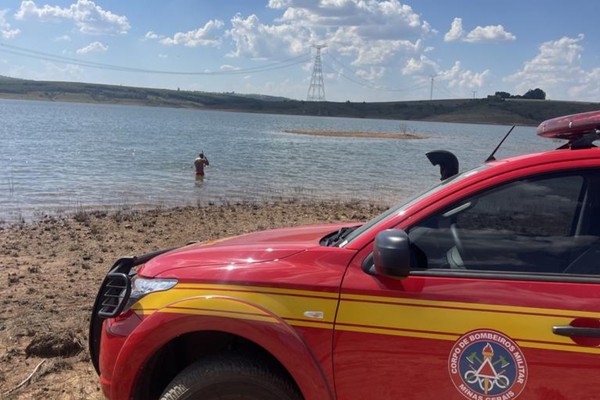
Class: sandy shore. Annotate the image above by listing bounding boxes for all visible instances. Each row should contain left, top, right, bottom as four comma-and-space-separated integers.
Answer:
285, 129, 429, 139
0, 200, 386, 399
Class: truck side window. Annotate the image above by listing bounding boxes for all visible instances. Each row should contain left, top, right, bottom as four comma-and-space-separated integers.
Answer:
408, 170, 600, 275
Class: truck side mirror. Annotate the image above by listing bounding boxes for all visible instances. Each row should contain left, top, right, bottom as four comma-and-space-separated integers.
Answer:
372, 229, 411, 278
426, 150, 459, 180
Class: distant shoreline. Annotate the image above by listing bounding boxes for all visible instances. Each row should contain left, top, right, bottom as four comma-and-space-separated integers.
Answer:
0, 92, 187, 108
1, 83, 599, 127
284, 129, 429, 139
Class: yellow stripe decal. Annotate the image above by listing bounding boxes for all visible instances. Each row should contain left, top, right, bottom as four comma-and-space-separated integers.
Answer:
175, 284, 340, 299
131, 283, 600, 354
133, 284, 339, 327
340, 293, 600, 319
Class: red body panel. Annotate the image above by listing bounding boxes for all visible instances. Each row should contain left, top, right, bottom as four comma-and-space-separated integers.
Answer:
99, 234, 359, 399
334, 262, 600, 400
141, 222, 356, 277
102, 312, 335, 400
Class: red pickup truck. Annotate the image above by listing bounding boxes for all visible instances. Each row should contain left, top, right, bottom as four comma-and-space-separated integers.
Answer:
90, 110, 600, 400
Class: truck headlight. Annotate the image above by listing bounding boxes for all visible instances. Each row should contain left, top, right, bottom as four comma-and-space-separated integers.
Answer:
125, 276, 178, 310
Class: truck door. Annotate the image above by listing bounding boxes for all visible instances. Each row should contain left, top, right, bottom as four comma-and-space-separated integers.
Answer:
334, 169, 600, 400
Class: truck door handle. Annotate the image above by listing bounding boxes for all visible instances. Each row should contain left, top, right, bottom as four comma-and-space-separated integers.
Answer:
552, 325, 600, 338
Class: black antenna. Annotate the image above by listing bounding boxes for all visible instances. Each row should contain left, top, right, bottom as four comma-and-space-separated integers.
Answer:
486, 125, 515, 162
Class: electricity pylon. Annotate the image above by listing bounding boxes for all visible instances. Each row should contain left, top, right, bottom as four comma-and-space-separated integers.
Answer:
307, 44, 327, 101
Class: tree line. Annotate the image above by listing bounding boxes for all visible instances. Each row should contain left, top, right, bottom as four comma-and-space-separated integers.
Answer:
489, 88, 547, 100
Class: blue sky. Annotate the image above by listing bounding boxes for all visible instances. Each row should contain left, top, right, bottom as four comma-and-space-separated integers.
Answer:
0, 0, 599, 102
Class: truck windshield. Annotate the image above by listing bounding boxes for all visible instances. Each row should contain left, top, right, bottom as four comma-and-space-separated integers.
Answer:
338, 165, 488, 247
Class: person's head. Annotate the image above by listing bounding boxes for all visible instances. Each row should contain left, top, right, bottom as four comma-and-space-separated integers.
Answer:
199, 153, 204, 158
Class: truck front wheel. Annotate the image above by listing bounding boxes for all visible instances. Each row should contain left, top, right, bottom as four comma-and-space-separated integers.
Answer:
159, 354, 302, 400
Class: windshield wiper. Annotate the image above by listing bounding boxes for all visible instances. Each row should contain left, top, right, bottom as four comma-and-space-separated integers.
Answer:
323, 226, 359, 247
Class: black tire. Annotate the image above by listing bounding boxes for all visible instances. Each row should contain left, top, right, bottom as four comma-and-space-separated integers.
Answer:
159, 353, 303, 400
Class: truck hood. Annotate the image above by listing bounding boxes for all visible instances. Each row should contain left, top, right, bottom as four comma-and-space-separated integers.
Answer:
140, 222, 359, 277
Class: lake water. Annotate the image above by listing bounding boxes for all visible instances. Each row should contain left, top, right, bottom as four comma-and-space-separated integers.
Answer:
0, 99, 551, 223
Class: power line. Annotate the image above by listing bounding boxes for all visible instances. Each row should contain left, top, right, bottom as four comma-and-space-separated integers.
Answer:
1, 41, 460, 99
434, 82, 460, 99
0, 41, 311, 76
324, 53, 381, 90
324, 52, 428, 93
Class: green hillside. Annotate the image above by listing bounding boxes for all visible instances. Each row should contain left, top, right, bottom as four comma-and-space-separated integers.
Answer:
0, 77, 598, 126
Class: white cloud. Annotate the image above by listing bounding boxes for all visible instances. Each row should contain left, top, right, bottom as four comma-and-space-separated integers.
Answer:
155, 20, 224, 47
226, 13, 310, 59
359, 38, 420, 65
1, 28, 20, 39
402, 55, 438, 76
444, 17, 463, 42
54, 34, 71, 41
464, 25, 516, 43
267, 0, 293, 8
570, 67, 600, 100
1, 9, 21, 39
401, 57, 490, 98
76, 41, 108, 54
144, 31, 161, 40
444, 17, 515, 43
505, 34, 599, 100
15, 0, 130, 35
275, 0, 432, 39
223, 0, 443, 99
355, 66, 385, 81
228, 0, 431, 63
440, 61, 491, 89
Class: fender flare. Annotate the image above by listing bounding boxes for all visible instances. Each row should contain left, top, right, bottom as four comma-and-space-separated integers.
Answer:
110, 295, 334, 400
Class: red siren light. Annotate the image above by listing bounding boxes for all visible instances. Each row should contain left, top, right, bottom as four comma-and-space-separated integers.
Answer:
537, 110, 600, 140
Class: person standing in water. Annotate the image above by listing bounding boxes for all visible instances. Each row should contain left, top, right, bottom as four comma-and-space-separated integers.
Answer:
194, 152, 210, 177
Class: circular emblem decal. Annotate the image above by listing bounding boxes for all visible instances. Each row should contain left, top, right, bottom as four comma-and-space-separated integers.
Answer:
449, 329, 527, 400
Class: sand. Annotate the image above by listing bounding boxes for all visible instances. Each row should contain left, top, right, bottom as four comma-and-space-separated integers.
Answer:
285, 129, 429, 139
